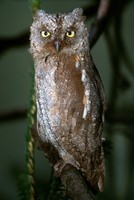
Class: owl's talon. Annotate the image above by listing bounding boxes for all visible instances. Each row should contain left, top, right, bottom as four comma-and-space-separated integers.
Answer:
54, 160, 66, 176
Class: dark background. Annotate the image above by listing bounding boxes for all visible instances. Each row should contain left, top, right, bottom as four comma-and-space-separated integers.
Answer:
0, 0, 134, 199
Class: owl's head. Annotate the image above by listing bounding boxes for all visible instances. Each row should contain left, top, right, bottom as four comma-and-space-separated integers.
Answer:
30, 8, 89, 57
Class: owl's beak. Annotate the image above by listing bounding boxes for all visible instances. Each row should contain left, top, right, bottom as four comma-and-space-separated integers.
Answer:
54, 40, 61, 52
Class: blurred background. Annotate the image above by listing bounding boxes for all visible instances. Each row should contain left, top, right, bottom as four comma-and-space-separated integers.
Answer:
0, 0, 134, 199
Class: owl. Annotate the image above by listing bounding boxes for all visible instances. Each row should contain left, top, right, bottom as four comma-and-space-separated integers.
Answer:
30, 8, 106, 192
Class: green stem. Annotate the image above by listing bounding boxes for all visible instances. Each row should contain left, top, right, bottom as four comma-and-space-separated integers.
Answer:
25, 1, 41, 199
25, 82, 36, 200
30, 0, 41, 14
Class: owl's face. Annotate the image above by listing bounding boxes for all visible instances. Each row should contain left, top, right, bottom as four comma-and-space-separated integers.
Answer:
30, 8, 89, 56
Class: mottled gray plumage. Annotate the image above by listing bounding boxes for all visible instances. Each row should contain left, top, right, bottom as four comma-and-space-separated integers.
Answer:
30, 8, 106, 192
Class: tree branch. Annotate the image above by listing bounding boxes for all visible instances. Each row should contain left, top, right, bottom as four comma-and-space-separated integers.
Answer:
89, 0, 111, 48
106, 112, 134, 125
60, 164, 94, 200
0, 31, 29, 54
0, 109, 27, 123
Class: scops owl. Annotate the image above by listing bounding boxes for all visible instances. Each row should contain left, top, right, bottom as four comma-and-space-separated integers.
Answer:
30, 8, 106, 192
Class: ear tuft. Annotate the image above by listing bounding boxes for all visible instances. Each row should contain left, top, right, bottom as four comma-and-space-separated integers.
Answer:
33, 9, 45, 20
72, 8, 83, 17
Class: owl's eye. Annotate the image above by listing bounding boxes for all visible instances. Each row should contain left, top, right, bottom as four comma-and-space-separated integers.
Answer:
41, 30, 51, 38
66, 31, 75, 38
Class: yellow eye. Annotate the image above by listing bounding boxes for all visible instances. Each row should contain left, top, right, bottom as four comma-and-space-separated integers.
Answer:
41, 30, 51, 37
66, 31, 75, 38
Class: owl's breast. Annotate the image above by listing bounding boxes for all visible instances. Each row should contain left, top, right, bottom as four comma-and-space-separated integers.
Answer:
53, 53, 85, 128
36, 53, 88, 137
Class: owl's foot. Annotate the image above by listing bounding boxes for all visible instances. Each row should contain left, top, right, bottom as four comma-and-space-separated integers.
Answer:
54, 159, 67, 176
54, 152, 81, 177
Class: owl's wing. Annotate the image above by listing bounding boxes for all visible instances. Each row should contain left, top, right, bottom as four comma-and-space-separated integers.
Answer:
79, 55, 106, 191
